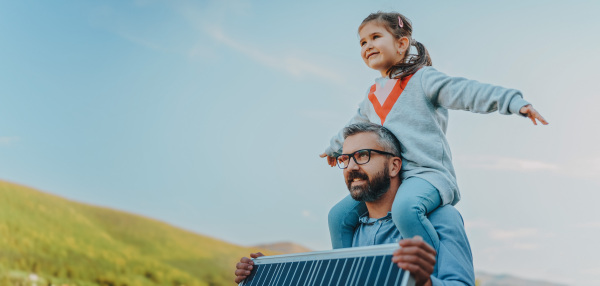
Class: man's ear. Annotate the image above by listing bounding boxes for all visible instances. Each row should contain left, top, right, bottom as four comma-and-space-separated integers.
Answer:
389, 157, 402, 177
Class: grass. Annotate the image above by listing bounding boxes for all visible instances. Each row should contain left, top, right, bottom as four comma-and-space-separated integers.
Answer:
0, 180, 275, 286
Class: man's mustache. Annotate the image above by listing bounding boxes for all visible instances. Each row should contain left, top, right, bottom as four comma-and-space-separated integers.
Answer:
347, 171, 369, 185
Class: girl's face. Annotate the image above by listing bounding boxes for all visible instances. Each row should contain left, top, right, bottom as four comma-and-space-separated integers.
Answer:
359, 22, 408, 77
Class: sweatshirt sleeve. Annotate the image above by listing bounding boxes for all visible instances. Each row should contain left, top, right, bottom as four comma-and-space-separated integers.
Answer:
420, 67, 530, 116
324, 91, 372, 157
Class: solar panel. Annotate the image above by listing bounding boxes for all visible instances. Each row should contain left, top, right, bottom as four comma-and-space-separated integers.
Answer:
239, 243, 414, 286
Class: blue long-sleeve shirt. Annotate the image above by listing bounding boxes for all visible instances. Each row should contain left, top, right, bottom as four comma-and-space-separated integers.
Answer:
351, 205, 475, 286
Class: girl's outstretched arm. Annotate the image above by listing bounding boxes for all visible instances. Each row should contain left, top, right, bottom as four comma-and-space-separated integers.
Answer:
519, 104, 549, 125
420, 67, 547, 123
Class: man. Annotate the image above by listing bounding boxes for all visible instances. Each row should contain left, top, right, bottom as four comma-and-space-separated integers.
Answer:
235, 123, 475, 286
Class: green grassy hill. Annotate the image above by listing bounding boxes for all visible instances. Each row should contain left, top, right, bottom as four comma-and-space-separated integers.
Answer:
0, 180, 275, 286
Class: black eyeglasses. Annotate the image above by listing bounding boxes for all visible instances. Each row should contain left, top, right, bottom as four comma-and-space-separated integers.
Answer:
336, 149, 397, 169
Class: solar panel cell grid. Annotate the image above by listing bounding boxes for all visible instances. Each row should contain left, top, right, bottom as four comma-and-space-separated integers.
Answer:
357, 256, 375, 285
296, 261, 310, 285
337, 258, 351, 285
325, 259, 340, 285
239, 243, 414, 286
314, 260, 329, 285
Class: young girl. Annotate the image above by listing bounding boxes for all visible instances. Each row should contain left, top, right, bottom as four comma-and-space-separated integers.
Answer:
320, 12, 548, 250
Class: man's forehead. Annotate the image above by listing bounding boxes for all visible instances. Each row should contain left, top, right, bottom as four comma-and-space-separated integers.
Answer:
342, 132, 382, 153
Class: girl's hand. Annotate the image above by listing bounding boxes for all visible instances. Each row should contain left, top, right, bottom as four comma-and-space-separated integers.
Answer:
519, 104, 548, 125
319, 153, 337, 167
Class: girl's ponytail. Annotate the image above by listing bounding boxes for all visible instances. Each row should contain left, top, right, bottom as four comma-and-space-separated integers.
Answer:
412, 40, 432, 67
386, 39, 432, 79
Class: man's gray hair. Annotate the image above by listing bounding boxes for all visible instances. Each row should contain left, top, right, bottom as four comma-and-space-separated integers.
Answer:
342, 122, 402, 156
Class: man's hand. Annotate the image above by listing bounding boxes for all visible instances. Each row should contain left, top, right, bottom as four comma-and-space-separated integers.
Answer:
234, 252, 264, 284
519, 104, 548, 125
319, 153, 337, 167
392, 236, 436, 286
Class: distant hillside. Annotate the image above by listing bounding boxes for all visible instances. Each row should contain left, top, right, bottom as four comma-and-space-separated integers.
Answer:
475, 271, 567, 286
0, 180, 276, 286
253, 242, 313, 254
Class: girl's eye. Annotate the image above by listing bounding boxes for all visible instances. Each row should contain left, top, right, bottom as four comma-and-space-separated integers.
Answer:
373, 35, 380, 39
360, 41, 366, 46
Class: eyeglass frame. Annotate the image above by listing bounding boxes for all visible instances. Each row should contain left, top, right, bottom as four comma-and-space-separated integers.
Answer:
336, 149, 398, 169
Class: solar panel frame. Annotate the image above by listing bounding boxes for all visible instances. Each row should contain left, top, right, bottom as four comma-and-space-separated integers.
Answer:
239, 243, 415, 286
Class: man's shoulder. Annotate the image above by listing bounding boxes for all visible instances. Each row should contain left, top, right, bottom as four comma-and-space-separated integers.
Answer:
428, 205, 465, 227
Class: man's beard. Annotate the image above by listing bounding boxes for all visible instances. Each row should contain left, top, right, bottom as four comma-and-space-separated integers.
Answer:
345, 165, 391, 202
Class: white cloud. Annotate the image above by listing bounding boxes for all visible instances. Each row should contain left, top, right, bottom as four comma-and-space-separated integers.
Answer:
456, 154, 600, 185
0, 136, 19, 146
284, 57, 345, 83
511, 243, 540, 250
202, 27, 345, 84
456, 155, 559, 172
465, 220, 550, 244
464, 219, 492, 230
580, 267, 600, 276
172, 1, 346, 85
575, 221, 600, 229
489, 227, 539, 240
301, 210, 311, 217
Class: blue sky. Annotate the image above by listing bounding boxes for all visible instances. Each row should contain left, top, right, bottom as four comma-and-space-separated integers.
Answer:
2, 0, 599, 285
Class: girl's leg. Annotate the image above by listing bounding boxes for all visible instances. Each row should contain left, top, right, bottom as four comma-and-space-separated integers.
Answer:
391, 177, 442, 249
328, 195, 367, 249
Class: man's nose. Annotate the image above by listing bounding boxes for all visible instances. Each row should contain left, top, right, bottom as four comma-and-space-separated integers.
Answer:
347, 158, 360, 170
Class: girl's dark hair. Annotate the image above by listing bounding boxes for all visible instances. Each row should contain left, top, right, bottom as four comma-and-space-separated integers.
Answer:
359, 12, 432, 79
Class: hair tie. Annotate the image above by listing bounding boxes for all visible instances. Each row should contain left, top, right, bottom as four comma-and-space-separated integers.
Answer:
398, 16, 404, 28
